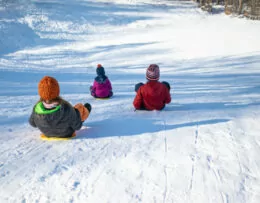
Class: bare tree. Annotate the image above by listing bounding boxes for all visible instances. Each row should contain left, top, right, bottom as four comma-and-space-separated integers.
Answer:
194, 0, 260, 19
245, 0, 260, 19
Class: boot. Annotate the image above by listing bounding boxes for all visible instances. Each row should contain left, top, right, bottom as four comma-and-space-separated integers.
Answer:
84, 103, 92, 113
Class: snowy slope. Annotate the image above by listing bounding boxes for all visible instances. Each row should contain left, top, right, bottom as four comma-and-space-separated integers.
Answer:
1, 0, 260, 202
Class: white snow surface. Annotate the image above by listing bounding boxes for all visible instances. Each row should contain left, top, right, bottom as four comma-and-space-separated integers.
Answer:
1, 0, 260, 202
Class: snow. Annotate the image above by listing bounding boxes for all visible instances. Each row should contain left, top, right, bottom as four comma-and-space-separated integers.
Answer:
1, 0, 260, 202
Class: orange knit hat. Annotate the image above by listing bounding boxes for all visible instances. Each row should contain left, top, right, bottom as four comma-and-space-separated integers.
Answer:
38, 76, 60, 100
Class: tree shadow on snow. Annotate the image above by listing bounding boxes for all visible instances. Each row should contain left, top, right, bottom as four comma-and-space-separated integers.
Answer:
167, 101, 260, 112
0, 20, 67, 57
76, 117, 229, 139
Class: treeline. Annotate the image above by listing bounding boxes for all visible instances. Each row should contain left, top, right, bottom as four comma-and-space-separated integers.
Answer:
193, 0, 260, 20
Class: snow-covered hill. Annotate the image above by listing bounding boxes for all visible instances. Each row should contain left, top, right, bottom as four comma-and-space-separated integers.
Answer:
1, 0, 260, 202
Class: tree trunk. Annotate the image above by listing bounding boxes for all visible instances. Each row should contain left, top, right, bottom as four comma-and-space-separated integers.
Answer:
238, 0, 243, 14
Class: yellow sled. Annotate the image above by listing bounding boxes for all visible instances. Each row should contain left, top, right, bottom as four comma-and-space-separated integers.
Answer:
40, 132, 76, 141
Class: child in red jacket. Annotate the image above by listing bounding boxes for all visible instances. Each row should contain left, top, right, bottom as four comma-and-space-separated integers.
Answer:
133, 64, 171, 111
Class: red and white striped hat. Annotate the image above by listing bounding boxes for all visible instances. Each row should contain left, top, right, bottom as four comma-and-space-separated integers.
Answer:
146, 64, 160, 81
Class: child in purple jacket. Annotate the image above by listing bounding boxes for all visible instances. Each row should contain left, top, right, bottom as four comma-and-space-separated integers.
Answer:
90, 64, 113, 98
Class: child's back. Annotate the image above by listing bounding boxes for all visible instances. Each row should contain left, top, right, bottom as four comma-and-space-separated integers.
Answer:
90, 64, 113, 98
30, 100, 82, 137
133, 64, 171, 110
134, 80, 170, 110
29, 76, 91, 138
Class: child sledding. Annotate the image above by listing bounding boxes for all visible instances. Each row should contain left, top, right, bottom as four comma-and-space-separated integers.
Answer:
29, 76, 91, 139
90, 64, 113, 99
133, 64, 171, 111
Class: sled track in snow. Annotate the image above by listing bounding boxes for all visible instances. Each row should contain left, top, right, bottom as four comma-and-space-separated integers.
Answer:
228, 126, 247, 203
154, 111, 169, 203
161, 113, 168, 203
189, 124, 199, 191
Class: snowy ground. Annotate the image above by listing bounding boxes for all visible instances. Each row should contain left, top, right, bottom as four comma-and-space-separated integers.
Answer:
1, 0, 260, 202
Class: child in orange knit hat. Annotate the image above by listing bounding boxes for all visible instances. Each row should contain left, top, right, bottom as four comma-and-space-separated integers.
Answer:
29, 76, 91, 138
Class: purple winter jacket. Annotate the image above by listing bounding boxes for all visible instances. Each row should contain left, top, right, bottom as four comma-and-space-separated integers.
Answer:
91, 76, 113, 98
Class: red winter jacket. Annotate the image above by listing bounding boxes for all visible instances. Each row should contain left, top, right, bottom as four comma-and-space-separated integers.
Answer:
133, 81, 171, 110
